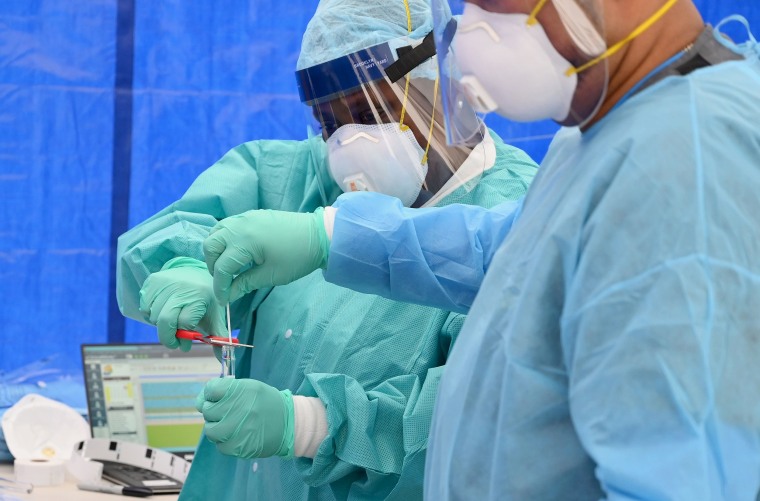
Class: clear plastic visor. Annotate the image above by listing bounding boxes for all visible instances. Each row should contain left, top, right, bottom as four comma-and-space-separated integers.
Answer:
297, 38, 488, 207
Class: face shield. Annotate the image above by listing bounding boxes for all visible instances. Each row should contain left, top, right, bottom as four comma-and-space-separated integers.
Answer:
432, 0, 609, 140
296, 35, 487, 207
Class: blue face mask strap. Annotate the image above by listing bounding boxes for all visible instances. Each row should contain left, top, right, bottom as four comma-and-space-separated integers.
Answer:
714, 15, 757, 53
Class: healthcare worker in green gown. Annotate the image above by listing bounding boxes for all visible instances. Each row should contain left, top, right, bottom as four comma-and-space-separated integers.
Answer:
116, 0, 537, 499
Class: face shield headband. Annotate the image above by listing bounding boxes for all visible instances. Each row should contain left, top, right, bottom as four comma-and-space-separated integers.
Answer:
295, 32, 436, 106
296, 32, 441, 164
296, 1, 487, 206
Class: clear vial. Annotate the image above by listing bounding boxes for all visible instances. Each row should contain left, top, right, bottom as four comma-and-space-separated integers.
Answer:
220, 345, 235, 378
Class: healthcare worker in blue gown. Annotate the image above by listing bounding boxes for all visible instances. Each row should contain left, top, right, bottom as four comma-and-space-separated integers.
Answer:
200, 0, 760, 499
116, 0, 538, 499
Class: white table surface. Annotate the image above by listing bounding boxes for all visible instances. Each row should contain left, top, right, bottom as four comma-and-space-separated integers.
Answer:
0, 463, 180, 501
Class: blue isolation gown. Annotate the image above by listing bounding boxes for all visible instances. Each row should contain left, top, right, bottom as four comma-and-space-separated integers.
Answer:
324, 43, 760, 499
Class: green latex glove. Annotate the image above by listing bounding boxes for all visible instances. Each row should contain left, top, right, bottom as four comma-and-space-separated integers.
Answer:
203, 208, 330, 305
195, 378, 295, 459
139, 257, 227, 351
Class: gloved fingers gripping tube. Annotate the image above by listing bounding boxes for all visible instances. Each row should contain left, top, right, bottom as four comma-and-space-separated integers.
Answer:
203, 208, 331, 304
198, 379, 295, 459
296, 35, 487, 208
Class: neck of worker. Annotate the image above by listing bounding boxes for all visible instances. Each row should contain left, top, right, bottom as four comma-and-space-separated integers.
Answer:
584, 1, 705, 130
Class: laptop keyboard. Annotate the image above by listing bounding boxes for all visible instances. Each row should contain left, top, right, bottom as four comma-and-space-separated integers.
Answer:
100, 460, 182, 494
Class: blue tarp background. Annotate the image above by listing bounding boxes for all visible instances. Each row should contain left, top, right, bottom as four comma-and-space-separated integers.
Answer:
2, 0, 758, 375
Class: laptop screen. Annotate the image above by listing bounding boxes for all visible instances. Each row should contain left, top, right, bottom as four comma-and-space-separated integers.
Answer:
81, 343, 219, 454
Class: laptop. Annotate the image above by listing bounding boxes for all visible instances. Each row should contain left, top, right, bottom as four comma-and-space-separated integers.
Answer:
81, 343, 219, 493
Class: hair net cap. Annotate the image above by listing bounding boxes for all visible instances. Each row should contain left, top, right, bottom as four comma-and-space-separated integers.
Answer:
297, 0, 435, 71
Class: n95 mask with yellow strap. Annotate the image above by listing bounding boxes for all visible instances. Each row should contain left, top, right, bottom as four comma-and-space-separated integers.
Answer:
326, 123, 428, 207
450, 0, 679, 124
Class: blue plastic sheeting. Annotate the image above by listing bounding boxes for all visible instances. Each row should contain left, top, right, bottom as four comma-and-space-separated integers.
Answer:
0, 0, 117, 375
1, 1, 759, 375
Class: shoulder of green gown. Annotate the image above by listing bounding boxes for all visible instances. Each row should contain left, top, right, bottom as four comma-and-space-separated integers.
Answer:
434, 128, 538, 208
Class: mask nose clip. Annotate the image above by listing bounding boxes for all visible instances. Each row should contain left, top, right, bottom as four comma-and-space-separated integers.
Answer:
339, 131, 380, 146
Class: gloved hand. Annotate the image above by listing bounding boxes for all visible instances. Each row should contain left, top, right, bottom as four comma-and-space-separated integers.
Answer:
203, 207, 330, 305
195, 378, 295, 458
139, 257, 227, 351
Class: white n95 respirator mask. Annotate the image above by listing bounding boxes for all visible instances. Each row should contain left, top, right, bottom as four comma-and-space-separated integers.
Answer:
1, 394, 90, 461
454, 3, 581, 122
326, 123, 428, 207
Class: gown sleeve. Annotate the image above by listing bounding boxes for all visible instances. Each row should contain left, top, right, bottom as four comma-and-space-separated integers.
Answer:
117, 137, 337, 324
293, 312, 467, 499
325, 192, 522, 314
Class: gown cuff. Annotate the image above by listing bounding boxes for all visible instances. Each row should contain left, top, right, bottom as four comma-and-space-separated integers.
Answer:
292, 395, 328, 458
323, 206, 337, 240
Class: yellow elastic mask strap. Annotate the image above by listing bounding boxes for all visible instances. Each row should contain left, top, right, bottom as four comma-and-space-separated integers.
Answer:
567, 0, 680, 76
398, 0, 413, 132
421, 75, 440, 166
527, 0, 551, 26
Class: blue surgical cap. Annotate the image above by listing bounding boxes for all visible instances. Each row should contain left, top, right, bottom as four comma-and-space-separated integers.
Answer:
296, 0, 435, 71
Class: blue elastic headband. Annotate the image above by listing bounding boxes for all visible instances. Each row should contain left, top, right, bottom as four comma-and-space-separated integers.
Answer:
296, 42, 396, 105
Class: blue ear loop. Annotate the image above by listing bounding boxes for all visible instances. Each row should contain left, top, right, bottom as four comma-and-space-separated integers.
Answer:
714, 15, 757, 54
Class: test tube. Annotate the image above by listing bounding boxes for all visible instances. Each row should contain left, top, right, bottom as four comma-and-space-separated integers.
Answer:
220, 345, 235, 378
220, 304, 235, 378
